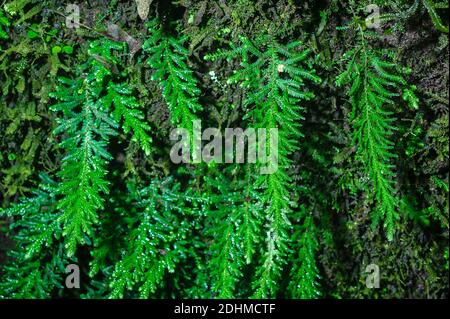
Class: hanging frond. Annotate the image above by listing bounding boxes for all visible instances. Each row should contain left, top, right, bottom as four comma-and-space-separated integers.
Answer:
143, 19, 202, 134
50, 38, 152, 256
207, 35, 321, 297
336, 25, 419, 240
109, 178, 192, 298
288, 205, 320, 299
0, 174, 70, 298
205, 171, 263, 298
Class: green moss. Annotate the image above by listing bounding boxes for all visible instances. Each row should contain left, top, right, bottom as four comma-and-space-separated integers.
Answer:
0, 0, 448, 299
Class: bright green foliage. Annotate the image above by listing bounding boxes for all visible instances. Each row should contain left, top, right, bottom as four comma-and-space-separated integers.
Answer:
205, 172, 263, 298
246, 38, 319, 298
50, 38, 152, 256
288, 205, 320, 299
237, 171, 264, 266
336, 26, 419, 240
109, 178, 193, 298
207, 35, 321, 297
106, 82, 152, 155
423, 0, 449, 33
143, 19, 202, 134
51, 74, 116, 257
0, 0, 447, 301
207, 176, 244, 298
0, 9, 10, 45
0, 174, 70, 298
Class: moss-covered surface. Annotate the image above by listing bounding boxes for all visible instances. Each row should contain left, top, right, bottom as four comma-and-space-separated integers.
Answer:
0, 0, 448, 298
